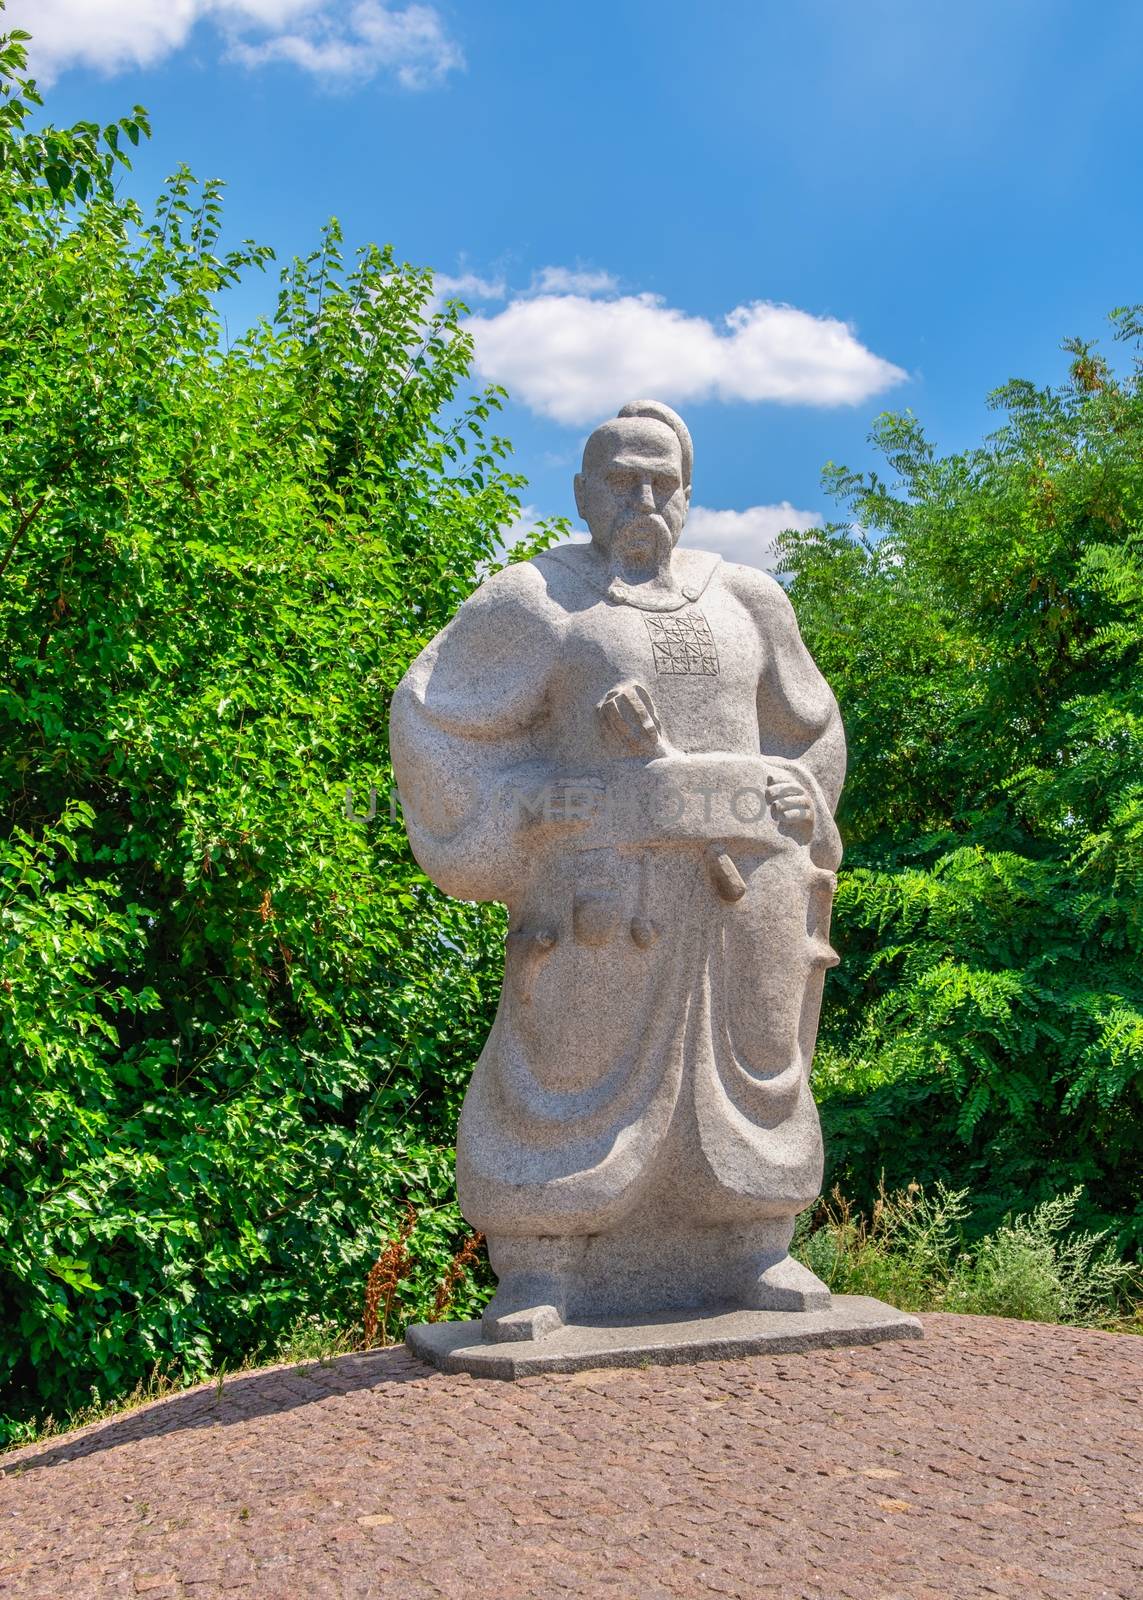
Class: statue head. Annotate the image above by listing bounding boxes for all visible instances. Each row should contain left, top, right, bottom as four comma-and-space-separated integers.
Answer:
574, 400, 693, 570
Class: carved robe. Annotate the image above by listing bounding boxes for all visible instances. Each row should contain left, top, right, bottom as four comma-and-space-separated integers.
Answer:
389, 544, 846, 1240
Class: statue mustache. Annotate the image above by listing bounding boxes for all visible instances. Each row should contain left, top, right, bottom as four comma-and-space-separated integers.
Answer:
613, 512, 670, 539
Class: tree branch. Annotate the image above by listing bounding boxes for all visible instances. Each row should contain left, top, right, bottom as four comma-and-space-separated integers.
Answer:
0, 488, 51, 580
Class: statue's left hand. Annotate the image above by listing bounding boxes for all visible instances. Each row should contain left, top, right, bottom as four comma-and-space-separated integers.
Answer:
766, 775, 814, 832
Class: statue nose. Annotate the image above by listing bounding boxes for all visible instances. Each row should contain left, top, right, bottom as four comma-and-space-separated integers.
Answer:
637, 480, 656, 509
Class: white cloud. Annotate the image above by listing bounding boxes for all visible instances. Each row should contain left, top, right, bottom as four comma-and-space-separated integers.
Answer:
469, 291, 906, 426
12, 0, 463, 87
499, 504, 581, 549
485, 505, 582, 574
433, 272, 507, 303
228, 1, 463, 87
683, 503, 823, 573
499, 503, 542, 547
530, 266, 619, 297
13, 0, 203, 78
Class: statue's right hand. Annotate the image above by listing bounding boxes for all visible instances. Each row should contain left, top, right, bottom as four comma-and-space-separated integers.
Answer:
598, 681, 669, 757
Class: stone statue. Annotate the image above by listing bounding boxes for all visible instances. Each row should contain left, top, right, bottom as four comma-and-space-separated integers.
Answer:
391, 400, 848, 1349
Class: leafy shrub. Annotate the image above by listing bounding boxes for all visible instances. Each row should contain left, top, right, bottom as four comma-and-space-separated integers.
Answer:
796, 1183, 968, 1311
943, 1189, 1139, 1325
797, 1184, 1141, 1327
0, 21, 555, 1439
784, 313, 1143, 1247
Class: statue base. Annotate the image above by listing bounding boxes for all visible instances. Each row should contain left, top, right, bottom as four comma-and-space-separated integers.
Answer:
406, 1296, 922, 1380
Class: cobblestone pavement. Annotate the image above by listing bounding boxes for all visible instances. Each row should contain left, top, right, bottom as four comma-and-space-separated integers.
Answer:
1, 1314, 1140, 1600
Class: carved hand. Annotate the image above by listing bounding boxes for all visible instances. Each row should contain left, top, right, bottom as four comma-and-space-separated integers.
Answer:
766, 775, 814, 834
598, 681, 671, 758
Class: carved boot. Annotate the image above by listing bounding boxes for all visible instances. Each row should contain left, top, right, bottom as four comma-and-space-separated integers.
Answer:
739, 1252, 831, 1313
481, 1236, 575, 1343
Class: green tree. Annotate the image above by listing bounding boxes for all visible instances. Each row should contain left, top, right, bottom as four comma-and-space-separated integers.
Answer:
0, 19, 557, 1433
782, 316, 1143, 1246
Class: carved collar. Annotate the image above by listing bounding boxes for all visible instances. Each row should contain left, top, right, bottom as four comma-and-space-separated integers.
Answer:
536, 545, 722, 613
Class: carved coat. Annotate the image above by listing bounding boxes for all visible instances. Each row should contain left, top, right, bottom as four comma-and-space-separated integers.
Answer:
389, 543, 846, 1239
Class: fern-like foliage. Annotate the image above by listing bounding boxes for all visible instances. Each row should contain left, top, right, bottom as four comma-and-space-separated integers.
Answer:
784, 313, 1143, 1248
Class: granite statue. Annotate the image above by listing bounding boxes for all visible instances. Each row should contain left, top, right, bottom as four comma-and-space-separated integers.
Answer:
391, 400, 848, 1348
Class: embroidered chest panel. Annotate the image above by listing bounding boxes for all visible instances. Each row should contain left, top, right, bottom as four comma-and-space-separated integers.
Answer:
644, 608, 720, 676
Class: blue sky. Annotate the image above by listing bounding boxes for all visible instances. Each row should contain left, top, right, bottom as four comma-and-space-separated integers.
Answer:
13, 0, 1143, 567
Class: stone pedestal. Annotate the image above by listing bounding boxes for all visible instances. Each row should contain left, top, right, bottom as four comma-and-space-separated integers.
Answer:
407, 1298, 923, 1380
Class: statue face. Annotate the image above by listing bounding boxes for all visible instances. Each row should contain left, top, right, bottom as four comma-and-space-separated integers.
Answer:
575, 417, 690, 567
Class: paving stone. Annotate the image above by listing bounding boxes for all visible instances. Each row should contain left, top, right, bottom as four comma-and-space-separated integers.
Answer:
0, 1316, 1140, 1599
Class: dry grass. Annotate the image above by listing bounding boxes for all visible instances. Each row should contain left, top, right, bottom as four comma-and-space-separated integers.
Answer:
428, 1231, 485, 1322
362, 1203, 418, 1348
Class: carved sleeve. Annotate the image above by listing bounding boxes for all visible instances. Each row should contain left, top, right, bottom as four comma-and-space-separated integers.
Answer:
711, 565, 846, 882
389, 562, 558, 905
752, 585, 838, 819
